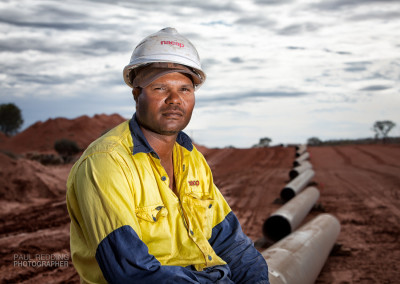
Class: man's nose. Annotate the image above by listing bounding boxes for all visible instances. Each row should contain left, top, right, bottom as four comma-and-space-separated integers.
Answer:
165, 90, 181, 104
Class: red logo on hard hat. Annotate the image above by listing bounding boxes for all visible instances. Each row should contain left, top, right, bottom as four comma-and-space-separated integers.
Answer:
161, 41, 184, 48
188, 180, 199, 186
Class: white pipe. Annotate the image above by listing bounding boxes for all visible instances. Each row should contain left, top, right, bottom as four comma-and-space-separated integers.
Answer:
262, 214, 341, 284
263, 186, 320, 241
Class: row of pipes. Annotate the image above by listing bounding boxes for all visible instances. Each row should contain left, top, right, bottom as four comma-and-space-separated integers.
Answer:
260, 145, 341, 284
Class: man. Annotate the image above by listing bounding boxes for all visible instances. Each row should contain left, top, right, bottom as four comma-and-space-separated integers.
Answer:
66, 27, 269, 284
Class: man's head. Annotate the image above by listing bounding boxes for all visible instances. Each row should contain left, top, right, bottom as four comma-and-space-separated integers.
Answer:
133, 71, 195, 136
124, 28, 205, 136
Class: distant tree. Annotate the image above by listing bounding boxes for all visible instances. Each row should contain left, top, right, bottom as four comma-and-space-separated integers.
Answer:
307, 137, 322, 146
0, 103, 24, 136
259, 137, 272, 147
372, 120, 396, 139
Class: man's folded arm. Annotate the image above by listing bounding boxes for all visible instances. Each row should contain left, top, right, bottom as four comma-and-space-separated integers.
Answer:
208, 211, 270, 284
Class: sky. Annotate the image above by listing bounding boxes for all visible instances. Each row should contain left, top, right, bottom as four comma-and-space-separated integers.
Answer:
1, 0, 399, 148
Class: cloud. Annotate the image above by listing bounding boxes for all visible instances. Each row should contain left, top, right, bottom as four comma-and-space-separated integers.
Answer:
234, 16, 276, 27
277, 23, 320, 35
360, 85, 391, 91
200, 20, 232, 27
349, 11, 400, 21
324, 49, 352, 55
230, 57, 243, 63
253, 0, 294, 5
310, 0, 398, 11
197, 90, 308, 106
286, 46, 306, 50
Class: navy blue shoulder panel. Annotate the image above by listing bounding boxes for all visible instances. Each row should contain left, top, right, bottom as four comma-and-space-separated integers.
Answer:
209, 211, 270, 284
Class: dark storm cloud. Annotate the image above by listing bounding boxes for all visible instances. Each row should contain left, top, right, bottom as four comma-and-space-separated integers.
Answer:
81, 39, 132, 55
344, 61, 372, 73
87, 0, 241, 12
253, 0, 294, 5
0, 38, 59, 53
324, 49, 352, 55
175, 1, 241, 12
360, 85, 391, 91
197, 90, 307, 105
287, 46, 306, 50
235, 16, 276, 27
349, 11, 400, 21
310, 0, 398, 10
0, 16, 91, 30
230, 57, 243, 63
277, 23, 320, 35
8, 73, 83, 85
200, 21, 232, 27
0, 37, 131, 55
344, 66, 367, 72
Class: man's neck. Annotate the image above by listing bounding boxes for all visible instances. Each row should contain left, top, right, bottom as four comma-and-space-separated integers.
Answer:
139, 126, 177, 161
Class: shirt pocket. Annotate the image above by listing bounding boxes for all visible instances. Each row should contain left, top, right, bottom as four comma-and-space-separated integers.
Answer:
135, 204, 172, 258
135, 204, 168, 223
183, 193, 215, 240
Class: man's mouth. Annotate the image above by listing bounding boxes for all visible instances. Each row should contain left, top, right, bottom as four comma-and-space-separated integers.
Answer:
162, 108, 184, 118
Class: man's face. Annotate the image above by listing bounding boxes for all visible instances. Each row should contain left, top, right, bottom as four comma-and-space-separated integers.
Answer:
134, 72, 195, 136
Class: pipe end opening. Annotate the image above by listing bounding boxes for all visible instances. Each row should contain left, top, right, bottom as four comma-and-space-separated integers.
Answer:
289, 170, 298, 179
280, 187, 295, 201
263, 215, 291, 242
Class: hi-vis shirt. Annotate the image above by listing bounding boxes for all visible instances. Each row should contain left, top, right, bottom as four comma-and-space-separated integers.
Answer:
66, 115, 269, 284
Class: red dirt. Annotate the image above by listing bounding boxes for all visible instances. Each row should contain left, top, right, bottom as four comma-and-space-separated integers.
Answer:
0, 113, 126, 154
1, 114, 399, 283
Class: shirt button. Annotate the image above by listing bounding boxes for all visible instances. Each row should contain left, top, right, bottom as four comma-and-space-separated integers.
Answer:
161, 176, 167, 181
208, 204, 212, 208
190, 230, 194, 235
208, 255, 212, 261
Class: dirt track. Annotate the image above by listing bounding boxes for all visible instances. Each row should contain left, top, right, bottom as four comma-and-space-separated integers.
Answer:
1, 143, 399, 283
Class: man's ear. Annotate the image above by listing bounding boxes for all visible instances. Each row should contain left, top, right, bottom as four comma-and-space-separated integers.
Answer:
132, 87, 142, 103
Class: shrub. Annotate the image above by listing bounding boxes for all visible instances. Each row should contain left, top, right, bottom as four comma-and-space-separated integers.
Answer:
54, 139, 81, 163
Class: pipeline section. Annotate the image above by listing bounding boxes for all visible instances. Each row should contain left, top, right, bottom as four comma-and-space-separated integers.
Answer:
280, 169, 314, 201
262, 214, 340, 284
293, 152, 310, 167
289, 160, 312, 179
295, 144, 307, 157
263, 186, 320, 241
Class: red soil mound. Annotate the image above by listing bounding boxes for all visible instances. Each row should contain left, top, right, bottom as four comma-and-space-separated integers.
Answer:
0, 153, 68, 202
0, 113, 126, 154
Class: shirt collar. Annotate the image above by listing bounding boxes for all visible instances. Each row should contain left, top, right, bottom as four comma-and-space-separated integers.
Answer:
129, 113, 193, 158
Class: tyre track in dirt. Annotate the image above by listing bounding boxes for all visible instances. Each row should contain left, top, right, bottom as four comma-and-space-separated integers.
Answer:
310, 145, 400, 283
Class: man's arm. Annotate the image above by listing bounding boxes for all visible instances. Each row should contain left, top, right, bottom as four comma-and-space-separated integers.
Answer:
208, 209, 270, 284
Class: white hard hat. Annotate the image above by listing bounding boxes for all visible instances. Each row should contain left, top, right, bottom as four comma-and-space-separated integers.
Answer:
123, 27, 206, 89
